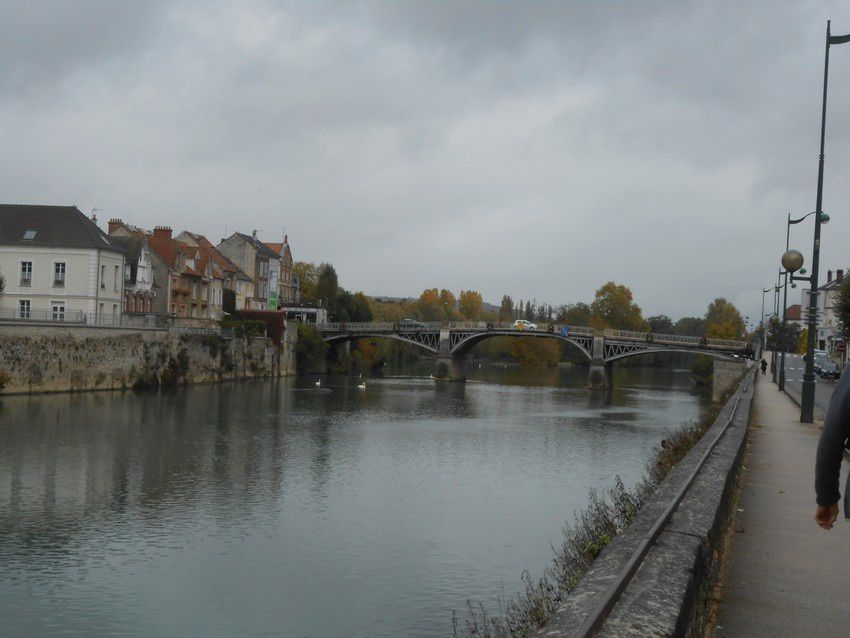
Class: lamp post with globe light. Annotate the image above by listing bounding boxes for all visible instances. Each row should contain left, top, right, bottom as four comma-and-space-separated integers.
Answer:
779, 248, 806, 390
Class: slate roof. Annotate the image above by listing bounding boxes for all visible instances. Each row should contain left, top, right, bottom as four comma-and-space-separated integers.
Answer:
0, 204, 125, 253
233, 232, 280, 259
110, 236, 144, 262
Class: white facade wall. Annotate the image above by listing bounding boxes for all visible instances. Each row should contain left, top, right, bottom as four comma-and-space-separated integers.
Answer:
0, 246, 124, 321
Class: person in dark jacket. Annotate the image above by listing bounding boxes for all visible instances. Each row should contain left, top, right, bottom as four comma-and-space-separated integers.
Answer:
760, 359, 768, 376
815, 366, 850, 529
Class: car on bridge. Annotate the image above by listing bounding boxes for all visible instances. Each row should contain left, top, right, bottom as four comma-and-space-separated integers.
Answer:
513, 319, 538, 331
398, 318, 425, 329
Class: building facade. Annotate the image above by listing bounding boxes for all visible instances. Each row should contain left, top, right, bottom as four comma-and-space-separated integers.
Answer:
802, 268, 847, 361
264, 235, 300, 305
110, 235, 156, 314
217, 231, 280, 310
0, 205, 125, 323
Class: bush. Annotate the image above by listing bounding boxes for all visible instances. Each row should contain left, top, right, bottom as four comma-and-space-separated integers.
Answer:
296, 323, 329, 374
0, 369, 10, 392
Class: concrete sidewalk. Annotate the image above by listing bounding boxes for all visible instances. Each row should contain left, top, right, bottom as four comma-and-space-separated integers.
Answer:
712, 375, 850, 635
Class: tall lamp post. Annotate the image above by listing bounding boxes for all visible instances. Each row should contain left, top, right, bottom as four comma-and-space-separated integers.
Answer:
800, 21, 849, 423
761, 287, 772, 352
772, 271, 781, 383
781, 211, 829, 391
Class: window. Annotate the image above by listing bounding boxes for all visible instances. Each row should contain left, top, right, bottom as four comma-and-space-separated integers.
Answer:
20, 261, 32, 286
114, 265, 119, 291
125, 264, 132, 282
101, 264, 106, 289
112, 304, 118, 323
51, 302, 65, 321
22, 230, 37, 240
54, 262, 66, 286
18, 300, 30, 318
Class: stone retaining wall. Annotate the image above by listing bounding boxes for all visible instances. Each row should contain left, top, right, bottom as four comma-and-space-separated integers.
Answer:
0, 323, 297, 394
538, 369, 756, 637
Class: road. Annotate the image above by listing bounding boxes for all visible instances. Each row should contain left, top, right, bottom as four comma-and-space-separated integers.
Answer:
770, 352, 836, 419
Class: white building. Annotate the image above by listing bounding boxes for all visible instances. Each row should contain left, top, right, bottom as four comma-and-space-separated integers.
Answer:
801, 268, 847, 361
0, 205, 125, 323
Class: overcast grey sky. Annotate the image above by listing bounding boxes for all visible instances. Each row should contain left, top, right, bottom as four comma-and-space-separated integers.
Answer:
2, 1, 849, 322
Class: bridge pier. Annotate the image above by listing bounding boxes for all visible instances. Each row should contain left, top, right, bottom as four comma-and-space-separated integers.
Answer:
587, 337, 610, 389
434, 354, 467, 382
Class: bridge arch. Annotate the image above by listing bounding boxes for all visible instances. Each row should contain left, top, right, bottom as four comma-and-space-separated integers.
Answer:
449, 330, 594, 361
323, 332, 440, 354
603, 347, 743, 364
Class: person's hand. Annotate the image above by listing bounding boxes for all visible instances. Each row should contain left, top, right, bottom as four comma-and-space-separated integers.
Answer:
815, 502, 839, 530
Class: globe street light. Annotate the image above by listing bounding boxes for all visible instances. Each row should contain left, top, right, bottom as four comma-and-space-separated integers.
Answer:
778, 249, 805, 390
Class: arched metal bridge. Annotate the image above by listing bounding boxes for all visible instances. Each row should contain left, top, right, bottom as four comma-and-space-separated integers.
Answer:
319, 321, 752, 386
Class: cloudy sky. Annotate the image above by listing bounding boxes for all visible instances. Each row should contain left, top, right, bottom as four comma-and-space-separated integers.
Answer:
2, 1, 849, 322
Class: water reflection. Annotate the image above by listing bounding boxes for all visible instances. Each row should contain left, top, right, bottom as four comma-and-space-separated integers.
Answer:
0, 366, 710, 637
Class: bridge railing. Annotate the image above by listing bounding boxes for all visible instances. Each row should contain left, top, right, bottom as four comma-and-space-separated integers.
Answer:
607, 329, 747, 350
320, 321, 597, 336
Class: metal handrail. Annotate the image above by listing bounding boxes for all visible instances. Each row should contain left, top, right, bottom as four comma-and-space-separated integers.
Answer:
575, 379, 749, 637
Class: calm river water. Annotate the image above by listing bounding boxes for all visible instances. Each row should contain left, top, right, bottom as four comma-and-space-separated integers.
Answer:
0, 365, 710, 637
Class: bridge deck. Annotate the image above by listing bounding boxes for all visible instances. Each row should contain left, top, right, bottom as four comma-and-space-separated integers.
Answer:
319, 321, 747, 351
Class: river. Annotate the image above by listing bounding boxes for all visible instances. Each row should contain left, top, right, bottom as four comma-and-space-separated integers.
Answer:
0, 365, 711, 637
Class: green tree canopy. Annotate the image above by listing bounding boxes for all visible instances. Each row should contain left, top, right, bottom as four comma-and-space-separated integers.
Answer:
417, 288, 444, 321
316, 263, 339, 312
589, 282, 648, 330
832, 276, 850, 342
674, 316, 707, 337
556, 302, 592, 326
647, 314, 674, 334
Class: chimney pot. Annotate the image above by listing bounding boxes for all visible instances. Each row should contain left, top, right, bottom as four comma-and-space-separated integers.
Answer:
107, 218, 122, 235
828, 270, 833, 283
838, 269, 845, 283
153, 226, 172, 239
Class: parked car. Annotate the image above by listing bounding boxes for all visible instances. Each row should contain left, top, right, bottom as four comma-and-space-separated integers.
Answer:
813, 353, 829, 373
513, 319, 538, 331
398, 318, 425, 329
819, 361, 841, 381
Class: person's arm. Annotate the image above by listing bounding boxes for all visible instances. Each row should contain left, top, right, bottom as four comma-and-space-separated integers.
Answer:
815, 372, 850, 529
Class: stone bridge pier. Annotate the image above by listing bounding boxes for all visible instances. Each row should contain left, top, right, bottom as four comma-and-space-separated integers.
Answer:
434, 328, 466, 382
588, 336, 611, 389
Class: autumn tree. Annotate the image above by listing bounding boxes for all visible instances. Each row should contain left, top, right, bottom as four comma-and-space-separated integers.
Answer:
417, 288, 443, 321
589, 282, 648, 330
459, 290, 484, 320
439, 289, 456, 316
293, 262, 319, 303
499, 295, 514, 321
704, 298, 745, 340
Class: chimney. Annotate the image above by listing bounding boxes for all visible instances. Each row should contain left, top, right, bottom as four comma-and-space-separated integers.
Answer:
838, 269, 844, 283
827, 270, 833, 283
252, 229, 258, 240
108, 218, 122, 235
284, 234, 288, 244
153, 225, 172, 239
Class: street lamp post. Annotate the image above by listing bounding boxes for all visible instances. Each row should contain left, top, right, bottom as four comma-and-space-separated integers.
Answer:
800, 21, 850, 423
782, 211, 829, 391
761, 287, 772, 352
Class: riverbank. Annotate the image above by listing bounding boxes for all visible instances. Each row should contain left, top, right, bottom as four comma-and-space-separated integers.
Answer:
0, 322, 296, 395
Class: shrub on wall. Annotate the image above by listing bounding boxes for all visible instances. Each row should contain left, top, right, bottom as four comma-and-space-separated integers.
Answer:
296, 323, 328, 373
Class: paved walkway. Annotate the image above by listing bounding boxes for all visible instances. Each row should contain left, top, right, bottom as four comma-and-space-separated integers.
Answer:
712, 375, 850, 635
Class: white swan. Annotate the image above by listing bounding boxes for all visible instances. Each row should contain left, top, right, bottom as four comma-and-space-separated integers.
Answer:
315, 380, 321, 387
357, 382, 366, 390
